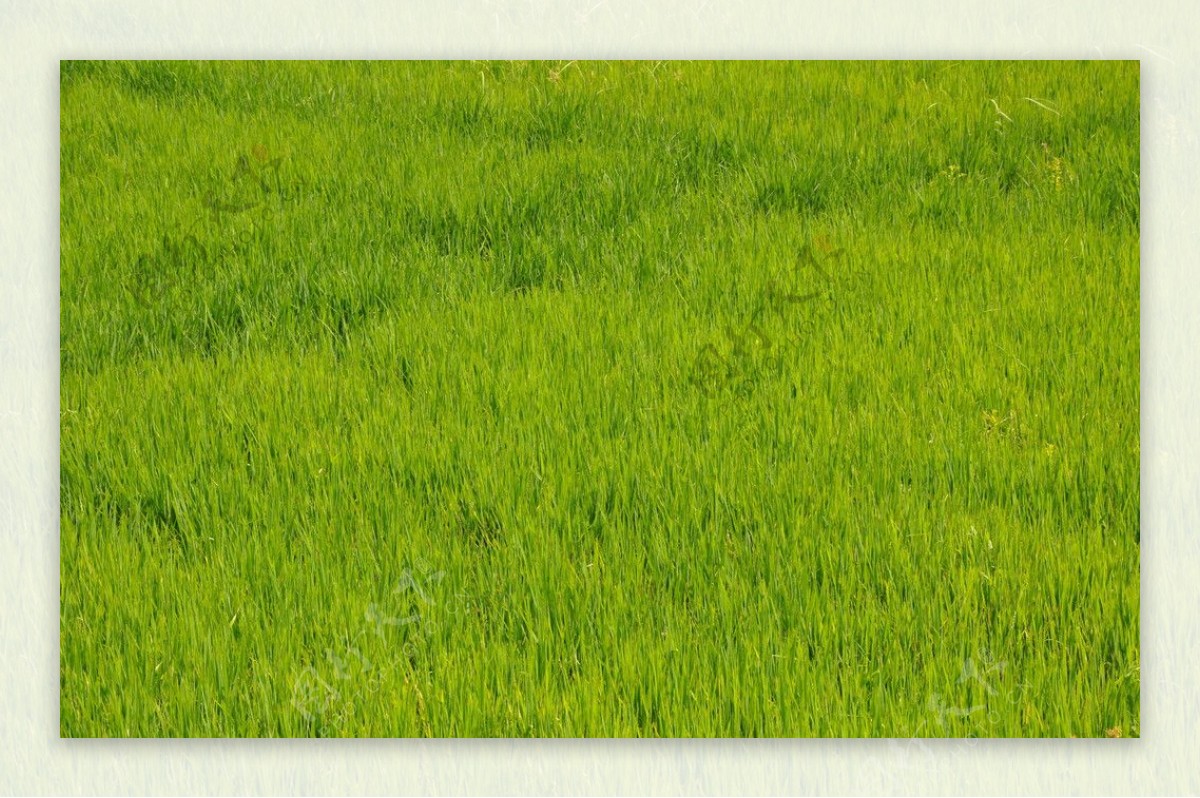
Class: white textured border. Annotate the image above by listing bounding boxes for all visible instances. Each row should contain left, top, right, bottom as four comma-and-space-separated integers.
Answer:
2, 1, 1196, 793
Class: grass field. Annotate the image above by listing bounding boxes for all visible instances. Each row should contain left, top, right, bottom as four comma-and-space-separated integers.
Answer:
59, 60, 1140, 737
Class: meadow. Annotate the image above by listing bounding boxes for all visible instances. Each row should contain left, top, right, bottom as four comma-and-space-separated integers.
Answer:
59, 60, 1140, 737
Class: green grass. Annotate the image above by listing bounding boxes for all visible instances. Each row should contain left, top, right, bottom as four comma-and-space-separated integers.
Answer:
60, 60, 1140, 737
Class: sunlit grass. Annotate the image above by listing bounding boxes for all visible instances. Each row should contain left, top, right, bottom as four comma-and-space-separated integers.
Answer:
60, 60, 1139, 737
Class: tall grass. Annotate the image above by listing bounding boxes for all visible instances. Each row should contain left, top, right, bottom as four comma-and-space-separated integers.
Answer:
60, 60, 1139, 737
